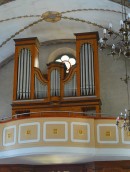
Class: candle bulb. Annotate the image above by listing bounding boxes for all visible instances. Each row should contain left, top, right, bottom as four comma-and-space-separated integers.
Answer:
125, 109, 127, 113
109, 23, 112, 29
116, 116, 120, 121
120, 20, 123, 27
124, 113, 127, 119
103, 29, 107, 34
112, 44, 115, 50
99, 38, 103, 43
127, 13, 130, 19
116, 117, 120, 126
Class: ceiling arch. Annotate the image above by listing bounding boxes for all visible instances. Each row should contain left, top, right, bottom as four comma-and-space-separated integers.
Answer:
47, 47, 76, 63
0, 0, 129, 65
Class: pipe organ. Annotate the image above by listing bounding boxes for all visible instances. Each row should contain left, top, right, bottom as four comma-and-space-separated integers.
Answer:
12, 32, 101, 117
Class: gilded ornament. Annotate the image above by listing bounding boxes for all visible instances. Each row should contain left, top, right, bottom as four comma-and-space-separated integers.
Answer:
41, 11, 62, 23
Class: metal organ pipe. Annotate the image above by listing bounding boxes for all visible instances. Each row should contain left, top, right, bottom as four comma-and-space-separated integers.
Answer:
87, 44, 91, 95
34, 75, 48, 98
55, 69, 57, 95
27, 50, 31, 98
17, 48, 31, 99
73, 73, 76, 95
51, 69, 60, 96
80, 43, 95, 96
17, 50, 21, 99
86, 44, 90, 95
64, 73, 77, 97
91, 46, 94, 95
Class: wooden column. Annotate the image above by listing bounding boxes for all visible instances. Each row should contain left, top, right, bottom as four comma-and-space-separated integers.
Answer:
13, 37, 40, 101
74, 32, 100, 98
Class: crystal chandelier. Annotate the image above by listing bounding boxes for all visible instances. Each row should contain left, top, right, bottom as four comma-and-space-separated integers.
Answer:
99, 0, 130, 58
116, 109, 130, 131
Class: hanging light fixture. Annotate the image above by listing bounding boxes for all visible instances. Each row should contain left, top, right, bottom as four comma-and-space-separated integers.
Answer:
99, 0, 130, 131
116, 57, 130, 131
99, 0, 130, 58
116, 109, 130, 131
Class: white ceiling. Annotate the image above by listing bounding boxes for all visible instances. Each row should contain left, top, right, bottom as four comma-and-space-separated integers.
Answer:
0, 0, 130, 65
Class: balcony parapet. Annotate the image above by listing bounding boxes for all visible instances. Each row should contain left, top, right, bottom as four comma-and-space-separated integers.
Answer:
0, 114, 129, 162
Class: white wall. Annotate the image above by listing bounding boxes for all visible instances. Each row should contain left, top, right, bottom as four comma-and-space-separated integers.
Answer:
0, 42, 130, 118
99, 49, 130, 116
0, 59, 14, 118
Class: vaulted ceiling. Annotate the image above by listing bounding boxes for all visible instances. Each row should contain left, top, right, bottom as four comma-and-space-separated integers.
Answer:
0, 0, 130, 66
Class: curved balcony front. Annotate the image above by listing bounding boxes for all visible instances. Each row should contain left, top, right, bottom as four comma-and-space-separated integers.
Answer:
0, 113, 130, 165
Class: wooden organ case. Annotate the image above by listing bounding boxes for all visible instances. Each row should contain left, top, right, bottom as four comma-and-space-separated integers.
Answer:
12, 32, 101, 117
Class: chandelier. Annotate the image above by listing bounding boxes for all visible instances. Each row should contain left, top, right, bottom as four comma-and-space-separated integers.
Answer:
116, 109, 130, 131
116, 57, 130, 131
99, 0, 130, 131
99, 0, 130, 58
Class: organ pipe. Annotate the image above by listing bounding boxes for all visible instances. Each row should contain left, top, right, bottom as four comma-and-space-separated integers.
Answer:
34, 75, 48, 98
64, 73, 77, 97
51, 69, 60, 96
17, 48, 31, 99
80, 43, 95, 96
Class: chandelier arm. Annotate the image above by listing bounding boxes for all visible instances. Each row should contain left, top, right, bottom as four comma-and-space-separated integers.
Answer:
116, 124, 125, 129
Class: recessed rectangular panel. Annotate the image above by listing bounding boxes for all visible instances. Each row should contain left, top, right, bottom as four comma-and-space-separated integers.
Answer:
43, 121, 68, 142
71, 122, 90, 143
97, 124, 119, 144
121, 129, 130, 144
3, 125, 16, 146
18, 122, 40, 143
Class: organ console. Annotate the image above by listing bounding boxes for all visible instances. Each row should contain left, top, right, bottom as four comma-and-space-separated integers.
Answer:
12, 32, 101, 117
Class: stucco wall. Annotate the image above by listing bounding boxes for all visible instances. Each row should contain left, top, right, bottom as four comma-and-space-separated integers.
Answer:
0, 59, 14, 118
99, 48, 130, 117
0, 42, 130, 118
